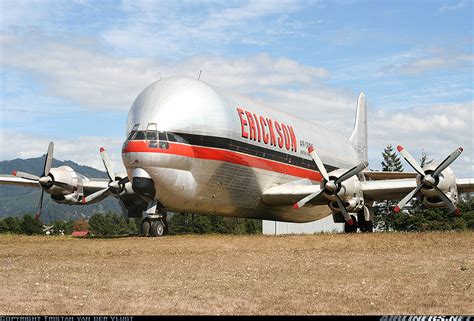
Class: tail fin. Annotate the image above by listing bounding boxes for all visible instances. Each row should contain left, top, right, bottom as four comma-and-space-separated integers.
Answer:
349, 93, 368, 163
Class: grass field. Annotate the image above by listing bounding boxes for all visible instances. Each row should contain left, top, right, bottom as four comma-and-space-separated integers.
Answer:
0, 232, 473, 315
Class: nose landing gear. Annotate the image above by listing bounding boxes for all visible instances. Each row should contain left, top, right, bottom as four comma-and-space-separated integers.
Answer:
140, 215, 169, 237
140, 199, 169, 237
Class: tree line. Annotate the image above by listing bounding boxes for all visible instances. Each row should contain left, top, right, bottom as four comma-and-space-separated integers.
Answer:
0, 211, 262, 236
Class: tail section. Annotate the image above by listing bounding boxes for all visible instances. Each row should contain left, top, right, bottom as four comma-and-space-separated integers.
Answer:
349, 93, 368, 164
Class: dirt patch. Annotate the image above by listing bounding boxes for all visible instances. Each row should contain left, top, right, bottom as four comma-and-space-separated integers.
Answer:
0, 232, 472, 315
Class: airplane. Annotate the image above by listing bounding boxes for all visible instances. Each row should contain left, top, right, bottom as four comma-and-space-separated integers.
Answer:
1, 76, 473, 236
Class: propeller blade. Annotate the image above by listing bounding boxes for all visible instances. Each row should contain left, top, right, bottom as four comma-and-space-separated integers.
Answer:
43, 141, 54, 176
82, 188, 109, 204
118, 198, 129, 218
119, 176, 130, 185
36, 189, 45, 221
308, 146, 329, 181
100, 147, 115, 182
335, 161, 368, 185
334, 193, 353, 225
397, 145, 425, 176
431, 184, 459, 215
394, 184, 423, 213
293, 189, 325, 209
13, 171, 40, 181
432, 147, 463, 177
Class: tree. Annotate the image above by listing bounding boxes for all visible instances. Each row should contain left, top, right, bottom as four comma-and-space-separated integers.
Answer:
2, 217, 22, 233
374, 144, 404, 231
88, 211, 130, 237
20, 214, 43, 235
89, 212, 106, 236
52, 220, 74, 235
381, 144, 404, 172
0, 219, 8, 233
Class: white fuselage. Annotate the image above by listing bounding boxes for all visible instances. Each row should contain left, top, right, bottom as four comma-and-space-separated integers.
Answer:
121, 77, 360, 222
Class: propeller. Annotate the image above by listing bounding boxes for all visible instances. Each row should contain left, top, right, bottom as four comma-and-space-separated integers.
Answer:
82, 147, 129, 204
293, 146, 368, 225
394, 145, 463, 216
12, 142, 68, 220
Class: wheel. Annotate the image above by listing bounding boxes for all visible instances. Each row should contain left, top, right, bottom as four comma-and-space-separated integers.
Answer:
150, 220, 165, 237
344, 215, 358, 233
141, 219, 151, 236
357, 208, 374, 233
362, 220, 374, 233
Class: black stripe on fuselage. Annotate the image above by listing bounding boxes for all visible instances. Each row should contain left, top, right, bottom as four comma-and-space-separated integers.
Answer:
172, 132, 338, 173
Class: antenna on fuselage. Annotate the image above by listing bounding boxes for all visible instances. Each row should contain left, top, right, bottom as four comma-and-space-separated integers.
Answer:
159, 72, 163, 80
198, 70, 202, 80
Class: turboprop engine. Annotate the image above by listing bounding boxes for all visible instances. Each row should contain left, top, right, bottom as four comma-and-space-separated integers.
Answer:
293, 146, 368, 225
12, 142, 86, 219
395, 145, 462, 216
324, 168, 365, 214
418, 164, 458, 208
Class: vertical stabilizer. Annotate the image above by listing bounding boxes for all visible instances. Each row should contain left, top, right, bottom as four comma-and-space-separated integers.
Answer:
349, 93, 368, 163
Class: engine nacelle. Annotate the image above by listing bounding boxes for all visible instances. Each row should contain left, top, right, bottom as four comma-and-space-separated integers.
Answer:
324, 169, 364, 214
47, 166, 85, 204
419, 164, 458, 208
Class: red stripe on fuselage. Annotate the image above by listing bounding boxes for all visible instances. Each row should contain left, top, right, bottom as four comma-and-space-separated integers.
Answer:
123, 141, 322, 181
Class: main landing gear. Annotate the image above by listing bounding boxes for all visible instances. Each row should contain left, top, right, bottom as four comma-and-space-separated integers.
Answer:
342, 206, 374, 233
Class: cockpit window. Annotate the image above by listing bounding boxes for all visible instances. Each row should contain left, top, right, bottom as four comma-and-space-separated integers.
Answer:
127, 124, 139, 140
134, 131, 146, 140
158, 132, 167, 141
167, 133, 177, 142
146, 131, 157, 140
127, 129, 187, 144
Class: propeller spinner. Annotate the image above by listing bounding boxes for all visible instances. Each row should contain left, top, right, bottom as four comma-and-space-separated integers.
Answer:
293, 146, 368, 225
394, 145, 463, 216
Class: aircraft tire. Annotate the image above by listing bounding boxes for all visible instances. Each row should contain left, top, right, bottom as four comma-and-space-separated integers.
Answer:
141, 219, 151, 237
150, 220, 165, 237
344, 215, 358, 233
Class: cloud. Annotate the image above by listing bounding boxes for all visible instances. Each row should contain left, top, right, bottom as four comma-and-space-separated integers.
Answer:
439, 0, 468, 13
395, 54, 473, 75
102, 0, 311, 57
1, 31, 329, 110
368, 101, 473, 178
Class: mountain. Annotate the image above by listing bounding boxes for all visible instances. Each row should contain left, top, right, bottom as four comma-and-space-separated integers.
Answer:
0, 156, 121, 223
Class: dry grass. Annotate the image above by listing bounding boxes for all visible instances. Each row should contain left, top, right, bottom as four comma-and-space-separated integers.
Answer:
0, 232, 473, 315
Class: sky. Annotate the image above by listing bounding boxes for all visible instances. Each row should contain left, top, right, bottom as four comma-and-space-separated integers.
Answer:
0, 0, 472, 178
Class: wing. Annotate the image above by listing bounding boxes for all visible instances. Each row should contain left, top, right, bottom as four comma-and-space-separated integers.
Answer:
457, 178, 474, 194
0, 174, 111, 197
262, 178, 326, 206
362, 171, 417, 180
262, 177, 474, 207
82, 178, 111, 195
0, 175, 41, 188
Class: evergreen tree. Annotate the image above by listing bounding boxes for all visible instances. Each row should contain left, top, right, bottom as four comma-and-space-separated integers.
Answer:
381, 144, 404, 172
89, 212, 106, 236
374, 144, 404, 231
20, 214, 43, 235
52, 220, 74, 235
2, 217, 22, 233
0, 219, 8, 233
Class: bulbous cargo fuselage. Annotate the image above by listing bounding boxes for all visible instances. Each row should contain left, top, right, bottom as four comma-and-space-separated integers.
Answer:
121, 76, 359, 222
